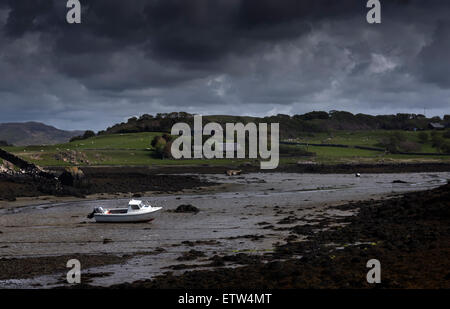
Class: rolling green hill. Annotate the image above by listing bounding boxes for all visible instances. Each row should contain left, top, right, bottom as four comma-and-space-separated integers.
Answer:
2, 129, 450, 167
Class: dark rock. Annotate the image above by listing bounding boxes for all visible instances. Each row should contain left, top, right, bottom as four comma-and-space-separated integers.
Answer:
208, 255, 225, 267
392, 180, 408, 184
177, 250, 206, 261
181, 241, 195, 247
277, 216, 298, 224
58, 167, 87, 188
256, 221, 271, 226
174, 204, 200, 214
290, 224, 317, 235
226, 234, 265, 241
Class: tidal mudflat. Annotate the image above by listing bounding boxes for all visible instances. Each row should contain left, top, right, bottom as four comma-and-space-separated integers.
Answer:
0, 172, 448, 288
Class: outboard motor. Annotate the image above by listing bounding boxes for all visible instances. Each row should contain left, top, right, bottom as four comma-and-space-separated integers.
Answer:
87, 207, 105, 219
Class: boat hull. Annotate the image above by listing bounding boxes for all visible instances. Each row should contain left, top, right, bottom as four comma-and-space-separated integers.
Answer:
94, 210, 158, 223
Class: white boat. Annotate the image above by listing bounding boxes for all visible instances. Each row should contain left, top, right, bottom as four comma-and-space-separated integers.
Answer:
88, 199, 162, 223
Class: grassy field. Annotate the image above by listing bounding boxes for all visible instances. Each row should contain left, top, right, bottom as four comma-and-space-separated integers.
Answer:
288, 130, 450, 163
306, 145, 450, 164
2, 130, 450, 167
294, 130, 440, 152
3, 132, 159, 166
2, 132, 272, 167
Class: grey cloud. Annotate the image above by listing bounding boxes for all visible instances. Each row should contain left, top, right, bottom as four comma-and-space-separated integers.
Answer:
417, 21, 450, 88
0, 0, 449, 131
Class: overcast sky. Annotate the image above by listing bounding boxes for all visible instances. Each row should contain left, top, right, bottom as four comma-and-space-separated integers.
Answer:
0, 0, 449, 131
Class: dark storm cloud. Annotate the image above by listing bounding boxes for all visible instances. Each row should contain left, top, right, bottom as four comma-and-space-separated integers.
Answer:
0, 1, 384, 62
0, 0, 449, 130
417, 21, 450, 88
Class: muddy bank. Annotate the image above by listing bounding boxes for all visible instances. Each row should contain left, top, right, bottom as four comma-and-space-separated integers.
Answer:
150, 162, 450, 174
2, 163, 450, 201
0, 166, 216, 201
2, 172, 449, 288
106, 182, 450, 289
0, 254, 129, 281
77, 167, 215, 195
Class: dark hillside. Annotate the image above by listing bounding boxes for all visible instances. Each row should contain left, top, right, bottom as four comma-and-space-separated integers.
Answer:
100, 111, 448, 139
0, 122, 83, 146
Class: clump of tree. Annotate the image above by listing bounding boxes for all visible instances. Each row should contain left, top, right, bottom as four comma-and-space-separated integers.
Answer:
431, 131, 444, 148
151, 134, 174, 159
440, 142, 450, 153
418, 132, 429, 144
443, 129, 450, 139
430, 131, 450, 153
104, 113, 193, 135
398, 141, 421, 153
99, 111, 445, 139
295, 111, 329, 121
377, 132, 404, 153
0, 140, 11, 147
70, 130, 96, 142
377, 132, 420, 153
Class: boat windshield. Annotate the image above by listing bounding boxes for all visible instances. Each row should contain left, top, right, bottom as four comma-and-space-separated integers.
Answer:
129, 199, 143, 210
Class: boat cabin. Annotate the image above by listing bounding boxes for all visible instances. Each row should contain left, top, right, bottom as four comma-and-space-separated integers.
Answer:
128, 199, 147, 212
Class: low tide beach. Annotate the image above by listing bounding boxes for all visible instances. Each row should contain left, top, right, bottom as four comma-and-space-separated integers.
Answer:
1, 171, 449, 288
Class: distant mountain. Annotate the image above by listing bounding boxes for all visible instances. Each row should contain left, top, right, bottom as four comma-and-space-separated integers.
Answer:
0, 122, 84, 146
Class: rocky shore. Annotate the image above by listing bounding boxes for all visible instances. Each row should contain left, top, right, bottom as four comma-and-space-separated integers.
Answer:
105, 182, 450, 289
1, 164, 449, 289
0, 166, 216, 201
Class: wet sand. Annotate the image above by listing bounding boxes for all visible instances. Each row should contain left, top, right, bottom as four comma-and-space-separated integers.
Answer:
0, 172, 448, 288
149, 162, 450, 174
124, 181, 450, 289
